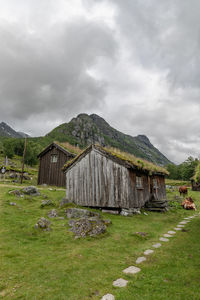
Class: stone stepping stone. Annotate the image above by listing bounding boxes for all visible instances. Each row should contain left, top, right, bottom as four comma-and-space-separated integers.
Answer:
144, 249, 154, 255
177, 225, 184, 227
136, 256, 146, 264
184, 217, 190, 220
159, 237, 169, 242
123, 266, 141, 274
101, 294, 115, 300
152, 243, 161, 248
163, 234, 172, 238
168, 231, 176, 234
113, 278, 128, 288
174, 228, 182, 231
179, 221, 187, 224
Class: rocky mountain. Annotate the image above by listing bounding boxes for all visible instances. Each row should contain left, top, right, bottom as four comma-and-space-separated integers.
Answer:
46, 113, 171, 166
0, 122, 29, 138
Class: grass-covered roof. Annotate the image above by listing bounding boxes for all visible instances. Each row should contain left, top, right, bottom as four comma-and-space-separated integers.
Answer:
63, 144, 169, 175
55, 141, 82, 155
38, 141, 81, 158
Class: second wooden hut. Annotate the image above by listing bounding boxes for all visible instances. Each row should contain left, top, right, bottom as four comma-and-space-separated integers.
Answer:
38, 142, 75, 187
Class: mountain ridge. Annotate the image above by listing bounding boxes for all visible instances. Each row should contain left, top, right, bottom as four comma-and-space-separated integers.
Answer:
0, 122, 29, 138
46, 113, 171, 166
0, 115, 171, 166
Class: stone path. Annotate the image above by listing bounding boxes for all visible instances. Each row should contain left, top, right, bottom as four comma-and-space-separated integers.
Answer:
136, 256, 146, 264
163, 234, 172, 238
152, 243, 161, 248
168, 231, 176, 234
101, 295, 115, 300
144, 249, 154, 255
101, 214, 199, 300
174, 227, 182, 231
113, 278, 128, 288
123, 266, 141, 274
159, 237, 169, 242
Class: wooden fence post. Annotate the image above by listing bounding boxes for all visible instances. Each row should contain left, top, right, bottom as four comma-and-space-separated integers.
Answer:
21, 137, 27, 184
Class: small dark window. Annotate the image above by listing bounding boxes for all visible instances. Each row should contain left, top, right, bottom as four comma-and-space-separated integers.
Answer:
136, 176, 143, 188
51, 154, 58, 163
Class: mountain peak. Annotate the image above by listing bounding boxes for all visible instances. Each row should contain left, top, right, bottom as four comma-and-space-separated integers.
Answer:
136, 135, 150, 145
76, 113, 89, 119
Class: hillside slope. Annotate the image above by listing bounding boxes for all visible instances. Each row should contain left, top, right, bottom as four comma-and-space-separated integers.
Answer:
46, 113, 171, 166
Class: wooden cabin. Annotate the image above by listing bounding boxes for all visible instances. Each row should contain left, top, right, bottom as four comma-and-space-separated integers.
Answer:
38, 142, 75, 187
63, 144, 167, 209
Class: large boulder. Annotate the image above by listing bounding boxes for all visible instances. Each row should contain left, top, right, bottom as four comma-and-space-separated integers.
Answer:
9, 173, 18, 179
65, 208, 100, 219
34, 217, 51, 231
68, 217, 106, 238
59, 198, 69, 208
22, 186, 40, 196
48, 209, 58, 218
9, 189, 21, 196
40, 199, 55, 208
120, 208, 141, 216
23, 173, 31, 180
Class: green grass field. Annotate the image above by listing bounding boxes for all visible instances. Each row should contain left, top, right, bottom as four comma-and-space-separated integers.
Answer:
0, 183, 199, 300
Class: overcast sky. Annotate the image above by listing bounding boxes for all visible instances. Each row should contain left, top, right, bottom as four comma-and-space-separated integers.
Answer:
0, 0, 200, 163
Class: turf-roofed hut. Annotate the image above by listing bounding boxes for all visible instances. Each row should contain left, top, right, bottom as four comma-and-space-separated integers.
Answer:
63, 144, 168, 211
38, 142, 75, 187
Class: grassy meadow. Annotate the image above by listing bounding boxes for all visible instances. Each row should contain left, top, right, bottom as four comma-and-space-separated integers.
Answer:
0, 183, 199, 300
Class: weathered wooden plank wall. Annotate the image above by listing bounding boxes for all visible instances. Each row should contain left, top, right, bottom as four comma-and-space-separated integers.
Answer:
66, 148, 166, 208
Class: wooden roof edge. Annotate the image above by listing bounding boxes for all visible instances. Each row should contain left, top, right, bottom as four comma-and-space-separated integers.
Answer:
63, 144, 168, 175
37, 142, 76, 158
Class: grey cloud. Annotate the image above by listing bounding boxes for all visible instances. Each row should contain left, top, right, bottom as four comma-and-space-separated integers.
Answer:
1, 0, 200, 164
0, 13, 116, 132
102, 0, 200, 91
89, 0, 200, 162
110, 99, 200, 163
